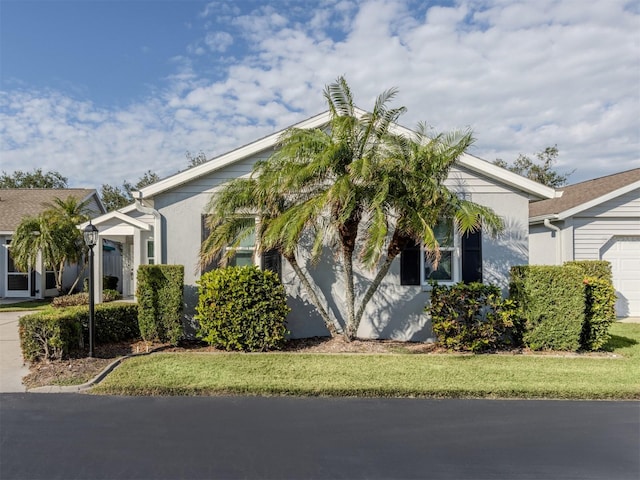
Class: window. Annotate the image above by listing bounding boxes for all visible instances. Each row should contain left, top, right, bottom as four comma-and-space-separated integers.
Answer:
147, 239, 155, 265
400, 222, 482, 286
200, 215, 281, 277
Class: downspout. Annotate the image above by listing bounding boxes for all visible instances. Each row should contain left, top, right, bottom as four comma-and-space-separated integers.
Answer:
543, 218, 562, 264
132, 191, 162, 264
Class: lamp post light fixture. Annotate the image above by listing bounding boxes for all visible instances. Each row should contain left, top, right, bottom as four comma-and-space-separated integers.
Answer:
83, 221, 99, 358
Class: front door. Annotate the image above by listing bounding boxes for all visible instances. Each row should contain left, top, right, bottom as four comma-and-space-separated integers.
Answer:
4, 241, 31, 297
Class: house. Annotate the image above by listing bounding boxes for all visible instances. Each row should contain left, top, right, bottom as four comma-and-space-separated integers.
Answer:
0, 188, 106, 299
85, 111, 557, 341
529, 168, 640, 317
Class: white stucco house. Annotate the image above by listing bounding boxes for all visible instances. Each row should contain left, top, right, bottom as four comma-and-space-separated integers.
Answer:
529, 168, 640, 317
0, 188, 106, 299
85, 111, 558, 340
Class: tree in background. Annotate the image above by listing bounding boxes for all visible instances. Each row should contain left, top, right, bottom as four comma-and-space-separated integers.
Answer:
100, 170, 160, 211
0, 169, 68, 189
11, 196, 91, 295
186, 150, 208, 169
494, 145, 573, 188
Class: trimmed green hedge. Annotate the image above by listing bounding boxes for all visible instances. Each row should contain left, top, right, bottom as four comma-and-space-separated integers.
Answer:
582, 277, 617, 350
19, 303, 140, 361
565, 260, 612, 283
137, 265, 184, 344
196, 266, 290, 352
510, 266, 585, 351
428, 282, 520, 352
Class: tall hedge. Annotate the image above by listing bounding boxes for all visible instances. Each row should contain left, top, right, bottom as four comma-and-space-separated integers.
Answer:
509, 266, 585, 351
564, 260, 613, 283
565, 260, 616, 350
137, 265, 184, 344
195, 266, 290, 352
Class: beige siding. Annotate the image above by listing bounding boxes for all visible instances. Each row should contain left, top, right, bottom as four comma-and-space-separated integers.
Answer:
574, 217, 640, 260
445, 166, 520, 195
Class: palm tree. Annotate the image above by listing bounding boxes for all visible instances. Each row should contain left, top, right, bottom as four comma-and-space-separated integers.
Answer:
352, 124, 504, 336
200, 77, 503, 341
11, 196, 91, 295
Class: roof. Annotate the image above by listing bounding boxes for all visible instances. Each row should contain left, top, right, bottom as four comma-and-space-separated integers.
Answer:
0, 189, 101, 233
529, 168, 640, 221
139, 110, 557, 201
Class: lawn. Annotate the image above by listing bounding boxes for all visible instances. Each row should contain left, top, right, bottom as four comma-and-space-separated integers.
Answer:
91, 322, 640, 399
0, 299, 52, 311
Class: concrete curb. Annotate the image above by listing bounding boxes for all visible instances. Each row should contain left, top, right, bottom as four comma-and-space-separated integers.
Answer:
27, 348, 163, 394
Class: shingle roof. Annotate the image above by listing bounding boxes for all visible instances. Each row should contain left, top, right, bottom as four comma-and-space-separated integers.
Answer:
0, 189, 97, 232
529, 168, 640, 219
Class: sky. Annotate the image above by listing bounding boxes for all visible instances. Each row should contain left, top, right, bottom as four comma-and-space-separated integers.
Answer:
1, 0, 639, 189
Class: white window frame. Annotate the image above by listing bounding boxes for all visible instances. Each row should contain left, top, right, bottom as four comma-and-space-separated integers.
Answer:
421, 220, 461, 289
147, 238, 155, 265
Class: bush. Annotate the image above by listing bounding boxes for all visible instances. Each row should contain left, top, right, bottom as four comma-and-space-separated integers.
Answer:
19, 310, 83, 361
510, 266, 585, 351
137, 265, 184, 344
52, 290, 122, 308
196, 266, 290, 352
427, 282, 520, 352
19, 303, 139, 361
52, 292, 89, 308
103, 275, 119, 291
582, 277, 617, 350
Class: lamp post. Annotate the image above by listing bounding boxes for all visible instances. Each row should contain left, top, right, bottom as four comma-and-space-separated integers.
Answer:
83, 221, 99, 358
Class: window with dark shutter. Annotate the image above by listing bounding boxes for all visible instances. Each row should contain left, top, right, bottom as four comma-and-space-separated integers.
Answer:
261, 249, 281, 279
400, 241, 421, 285
461, 229, 482, 283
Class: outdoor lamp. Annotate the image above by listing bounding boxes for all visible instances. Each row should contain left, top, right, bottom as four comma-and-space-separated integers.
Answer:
83, 222, 98, 248
83, 221, 98, 357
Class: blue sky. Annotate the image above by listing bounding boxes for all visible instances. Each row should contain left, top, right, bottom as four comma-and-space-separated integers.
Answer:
1, 0, 639, 187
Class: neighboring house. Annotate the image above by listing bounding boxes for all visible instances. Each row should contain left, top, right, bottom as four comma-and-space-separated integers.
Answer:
529, 168, 640, 317
85, 111, 557, 340
0, 188, 106, 299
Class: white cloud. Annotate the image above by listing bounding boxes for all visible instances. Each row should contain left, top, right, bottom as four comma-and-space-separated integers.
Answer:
1, 0, 638, 188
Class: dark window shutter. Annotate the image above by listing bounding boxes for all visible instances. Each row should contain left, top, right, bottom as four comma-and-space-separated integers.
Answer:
261, 249, 281, 278
400, 241, 421, 286
462, 229, 482, 283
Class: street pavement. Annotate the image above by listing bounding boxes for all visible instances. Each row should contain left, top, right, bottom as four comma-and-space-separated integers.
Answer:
1, 394, 638, 480
0, 311, 31, 393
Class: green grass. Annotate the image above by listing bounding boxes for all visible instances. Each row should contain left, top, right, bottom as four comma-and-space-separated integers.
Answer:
92, 323, 640, 399
0, 299, 52, 311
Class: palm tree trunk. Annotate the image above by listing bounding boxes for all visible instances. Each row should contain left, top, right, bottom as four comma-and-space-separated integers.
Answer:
284, 254, 343, 336
343, 246, 357, 341
68, 261, 88, 294
354, 253, 397, 328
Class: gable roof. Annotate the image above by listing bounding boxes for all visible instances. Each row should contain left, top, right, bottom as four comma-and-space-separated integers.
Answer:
0, 188, 103, 233
139, 110, 557, 200
529, 168, 640, 221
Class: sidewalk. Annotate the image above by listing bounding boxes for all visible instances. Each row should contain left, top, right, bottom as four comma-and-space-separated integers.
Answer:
0, 310, 32, 393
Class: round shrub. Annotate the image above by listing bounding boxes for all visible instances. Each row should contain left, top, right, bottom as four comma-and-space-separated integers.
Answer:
428, 282, 521, 352
195, 266, 290, 352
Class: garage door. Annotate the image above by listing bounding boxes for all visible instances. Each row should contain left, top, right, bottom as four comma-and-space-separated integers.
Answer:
602, 237, 640, 317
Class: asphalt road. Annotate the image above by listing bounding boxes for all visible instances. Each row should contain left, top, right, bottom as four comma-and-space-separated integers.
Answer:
1, 394, 638, 480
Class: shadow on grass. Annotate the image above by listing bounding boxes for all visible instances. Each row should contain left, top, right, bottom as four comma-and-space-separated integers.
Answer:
603, 334, 638, 352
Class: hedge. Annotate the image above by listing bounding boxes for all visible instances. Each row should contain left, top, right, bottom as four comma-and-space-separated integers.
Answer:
509, 265, 585, 351
19, 303, 140, 361
137, 265, 184, 344
564, 260, 612, 283
195, 266, 290, 352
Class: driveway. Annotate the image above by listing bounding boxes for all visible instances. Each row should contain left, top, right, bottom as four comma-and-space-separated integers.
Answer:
0, 310, 32, 393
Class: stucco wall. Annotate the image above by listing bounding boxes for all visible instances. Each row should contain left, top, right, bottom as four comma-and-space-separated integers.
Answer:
148, 159, 534, 341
